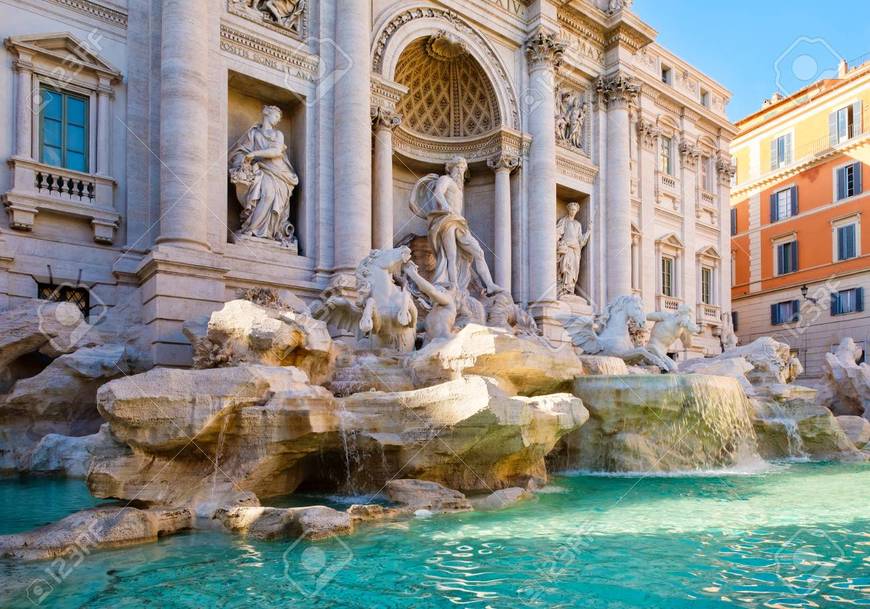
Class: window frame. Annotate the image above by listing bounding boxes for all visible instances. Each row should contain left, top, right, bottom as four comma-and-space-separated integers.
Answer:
769, 185, 798, 223
774, 237, 799, 276
661, 255, 675, 297
835, 161, 863, 201
661, 65, 672, 85
831, 287, 865, 316
770, 299, 800, 326
659, 136, 674, 176
700, 266, 713, 305
38, 86, 91, 173
770, 132, 793, 170
832, 215, 861, 262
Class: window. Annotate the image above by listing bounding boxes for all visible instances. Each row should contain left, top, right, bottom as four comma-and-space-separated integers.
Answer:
661, 66, 672, 85
660, 136, 673, 175
39, 87, 89, 173
770, 133, 793, 170
661, 256, 675, 296
836, 223, 858, 261
836, 162, 862, 200
776, 240, 798, 275
700, 88, 710, 107
37, 283, 90, 316
770, 300, 800, 325
769, 186, 798, 222
730, 208, 738, 236
829, 102, 862, 145
831, 287, 865, 315
701, 156, 714, 192
701, 266, 713, 304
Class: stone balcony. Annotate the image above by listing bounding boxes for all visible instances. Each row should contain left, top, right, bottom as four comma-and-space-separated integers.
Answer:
1, 156, 120, 244
657, 294, 682, 312
696, 303, 721, 326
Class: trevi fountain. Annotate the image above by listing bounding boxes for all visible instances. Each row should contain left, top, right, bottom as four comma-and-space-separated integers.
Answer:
0, 152, 868, 608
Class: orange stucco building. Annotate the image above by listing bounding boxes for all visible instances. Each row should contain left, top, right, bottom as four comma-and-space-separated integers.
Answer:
730, 60, 870, 379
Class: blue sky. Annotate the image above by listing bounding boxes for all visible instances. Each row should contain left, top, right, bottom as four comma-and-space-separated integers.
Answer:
632, 0, 870, 121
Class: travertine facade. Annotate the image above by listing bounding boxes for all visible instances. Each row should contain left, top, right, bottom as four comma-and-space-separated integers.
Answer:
0, 0, 735, 365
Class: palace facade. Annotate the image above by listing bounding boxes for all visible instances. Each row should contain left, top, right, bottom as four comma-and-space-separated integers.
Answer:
0, 0, 736, 365
731, 59, 870, 379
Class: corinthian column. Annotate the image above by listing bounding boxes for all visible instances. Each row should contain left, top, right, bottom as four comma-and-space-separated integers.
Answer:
487, 152, 520, 292
525, 31, 565, 306
333, 1, 372, 271
597, 72, 639, 300
157, 0, 210, 250
371, 106, 401, 250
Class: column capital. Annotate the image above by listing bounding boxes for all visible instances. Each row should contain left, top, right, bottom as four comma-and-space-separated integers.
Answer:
637, 118, 660, 150
679, 139, 701, 168
596, 72, 640, 109
716, 153, 736, 184
487, 152, 521, 173
371, 106, 402, 131
525, 31, 566, 70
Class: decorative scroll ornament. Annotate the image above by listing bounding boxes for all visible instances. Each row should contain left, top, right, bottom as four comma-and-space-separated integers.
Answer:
595, 72, 640, 107
486, 153, 521, 173
525, 31, 566, 69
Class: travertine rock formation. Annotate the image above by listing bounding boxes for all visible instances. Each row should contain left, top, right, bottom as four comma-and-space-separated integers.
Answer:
752, 398, 861, 460
0, 507, 192, 561
835, 415, 870, 449
560, 374, 757, 472
385, 479, 472, 513
816, 338, 870, 417
214, 505, 353, 540
28, 424, 126, 477
183, 299, 336, 384
406, 324, 583, 395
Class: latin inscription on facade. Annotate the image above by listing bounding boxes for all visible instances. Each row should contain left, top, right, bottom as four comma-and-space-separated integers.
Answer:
481, 0, 525, 18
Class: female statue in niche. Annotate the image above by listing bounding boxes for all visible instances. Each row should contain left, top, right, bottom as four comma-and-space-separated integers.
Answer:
229, 105, 300, 248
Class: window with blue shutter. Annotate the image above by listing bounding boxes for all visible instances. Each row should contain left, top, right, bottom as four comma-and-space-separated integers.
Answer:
777, 240, 798, 275
39, 87, 89, 173
832, 288, 865, 315
837, 224, 857, 261
837, 163, 863, 200
830, 103, 863, 146
770, 187, 797, 222
771, 300, 801, 325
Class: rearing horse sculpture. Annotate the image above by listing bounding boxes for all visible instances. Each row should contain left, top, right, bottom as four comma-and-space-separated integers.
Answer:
561, 295, 673, 372
313, 247, 418, 352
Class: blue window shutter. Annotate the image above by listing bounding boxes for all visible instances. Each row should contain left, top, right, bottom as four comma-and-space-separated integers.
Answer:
837, 226, 846, 260
771, 304, 779, 325
776, 244, 783, 275
829, 111, 839, 145
857, 288, 865, 313
831, 292, 840, 316
837, 167, 847, 200
791, 241, 798, 272
732, 311, 739, 331
792, 300, 801, 322
854, 163, 863, 194
848, 225, 856, 258
770, 193, 778, 222
852, 101, 863, 136
790, 186, 799, 215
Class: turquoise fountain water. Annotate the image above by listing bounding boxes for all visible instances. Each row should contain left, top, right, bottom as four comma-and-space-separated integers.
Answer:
2, 462, 868, 609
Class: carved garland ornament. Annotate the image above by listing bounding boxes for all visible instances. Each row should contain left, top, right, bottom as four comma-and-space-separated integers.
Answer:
373, 7, 520, 130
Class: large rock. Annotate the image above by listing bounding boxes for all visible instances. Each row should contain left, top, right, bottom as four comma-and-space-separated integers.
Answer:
836, 416, 870, 449
183, 299, 336, 384
89, 365, 338, 508
577, 355, 629, 376
0, 507, 191, 561
680, 356, 756, 396
0, 301, 86, 381
405, 324, 583, 395
384, 479, 472, 513
817, 338, 870, 417
214, 505, 353, 540
28, 424, 127, 477
339, 376, 589, 491
752, 398, 862, 460
472, 487, 532, 511
560, 374, 758, 472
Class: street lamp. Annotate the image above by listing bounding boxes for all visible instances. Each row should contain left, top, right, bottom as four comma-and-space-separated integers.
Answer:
800, 284, 818, 304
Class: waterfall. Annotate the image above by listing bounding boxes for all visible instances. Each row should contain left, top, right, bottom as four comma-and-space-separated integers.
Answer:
211, 416, 231, 497
760, 403, 808, 460
336, 400, 360, 494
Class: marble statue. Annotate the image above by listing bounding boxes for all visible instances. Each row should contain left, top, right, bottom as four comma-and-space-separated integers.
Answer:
607, 0, 633, 13
486, 291, 539, 337
555, 89, 586, 151
561, 295, 673, 371
409, 157, 502, 296
720, 311, 738, 351
229, 105, 300, 248
556, 202, 592, 298
817, 337, 870, 417
403, 260, 457, 344
645, 305, 699, 373
313, 247, 418, 352
260, 0, 304, 26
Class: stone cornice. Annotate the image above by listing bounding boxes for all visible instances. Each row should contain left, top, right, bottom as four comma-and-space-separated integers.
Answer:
219, 23, 319, 82
40, 0, 127, 29
556, 145, 598, 184
394, 126, 530, 165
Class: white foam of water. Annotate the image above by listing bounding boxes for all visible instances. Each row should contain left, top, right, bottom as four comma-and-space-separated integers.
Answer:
534, 485, 569, 494
561, 457, 785, 479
